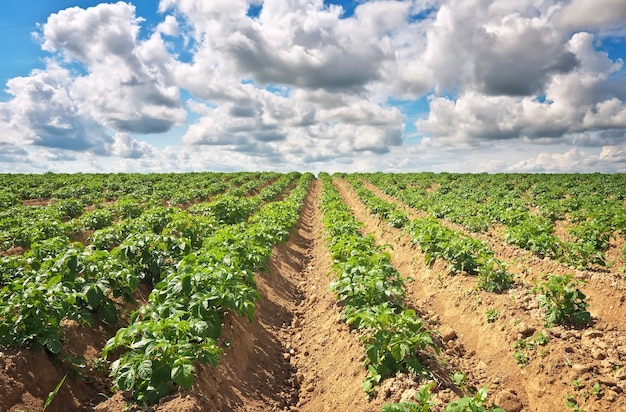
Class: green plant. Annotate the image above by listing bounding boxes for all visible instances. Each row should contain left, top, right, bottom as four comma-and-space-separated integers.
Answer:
485, 308, 500, 323
77, 208, 114, 230
43, 374, 67, 411
513, 349, 530, 367
346, 304, 436, 395
99, 173, 313, 406
535, 332, 550, 346
512, 333, 550, 367
476, 256, 514, 293
591, 382, 602, 397
532, 275, 591, 327
444, 387, 505, 411
453, 371, 467, 386
565, 394, 587, 411
380, 383, 434, 412
321, 174, 435, 397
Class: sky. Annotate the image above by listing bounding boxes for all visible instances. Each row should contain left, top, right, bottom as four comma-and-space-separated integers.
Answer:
0, 0, 625, 174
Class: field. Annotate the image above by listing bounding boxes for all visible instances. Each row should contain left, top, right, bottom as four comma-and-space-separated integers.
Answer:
1, 172, 625, 411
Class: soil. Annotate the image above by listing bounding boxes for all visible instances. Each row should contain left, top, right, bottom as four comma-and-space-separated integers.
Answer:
1, 178, 625, 412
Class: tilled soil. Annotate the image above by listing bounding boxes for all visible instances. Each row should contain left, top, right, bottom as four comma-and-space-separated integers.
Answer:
2, 178, 626, 411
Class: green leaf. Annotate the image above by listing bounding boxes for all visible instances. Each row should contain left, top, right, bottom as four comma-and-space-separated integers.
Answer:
137, 360, 152, 380
47, 275, 63, 287
45, 336, 62, 354
43, 374, 67, 412
85, 285, 104, 309
144, 381, 170, 404
96, 301, 118, 325
171, 359, 194, 389
131, 338, 154, 350
365, 344, 379, 364
119, 367, 136, 391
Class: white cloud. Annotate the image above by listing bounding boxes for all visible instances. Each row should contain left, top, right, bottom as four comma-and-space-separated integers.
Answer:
555, 0, 626, 35
0, 61, 113, 153
509, 146, 626, 173
40, 2, 186, 134
39, 3, 141, 65
509, 148, 589, 172
157, 15, 179, 36
0, 142, 31, 166
111, 133, 156, 159
415, 23, 626, 149
418, 0, 581, 97
1, 0, 625, 173
182, 84, 403, 162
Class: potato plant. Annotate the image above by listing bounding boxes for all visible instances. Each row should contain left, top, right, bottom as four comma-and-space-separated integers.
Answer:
532, 275, 591, 327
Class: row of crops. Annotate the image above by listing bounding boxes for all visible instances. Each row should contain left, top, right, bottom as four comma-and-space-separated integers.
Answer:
359, 173, 626, 272
0, 171, 312, 406
321, 174, 509, 411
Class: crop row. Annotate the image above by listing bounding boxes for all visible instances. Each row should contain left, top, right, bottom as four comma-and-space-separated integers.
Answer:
323, 174, 507, 411
0, 173, 282, 252
0, 172, 281, 207
0, 172, 309, 406
102, 172, 312, 404
343, 176, 514, 293
319, 173, 437, 395
0, 172, 297, 354
361, 173, 626, 271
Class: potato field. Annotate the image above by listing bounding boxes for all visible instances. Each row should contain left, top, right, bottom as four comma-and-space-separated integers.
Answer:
1, 172, 625, 412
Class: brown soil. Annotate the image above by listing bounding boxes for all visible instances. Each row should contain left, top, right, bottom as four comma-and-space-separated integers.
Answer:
2, 178, 626, 412
22, 198, 54, 207
0, 246, 26, 256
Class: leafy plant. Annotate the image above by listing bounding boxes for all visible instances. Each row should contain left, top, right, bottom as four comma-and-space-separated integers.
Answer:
380, 383, 434, 412
485, 308, 500, 323
512, 332, 550, 367
444, 387, 505, 412
346, 304, 436, 395
476, 255, 514, 293
513, 349, 529, 367
100, 172, 313, 406
320, 174, 435, 396
77, 208, 114, 230
532, 275, 591, 327
565, 394, 587, 412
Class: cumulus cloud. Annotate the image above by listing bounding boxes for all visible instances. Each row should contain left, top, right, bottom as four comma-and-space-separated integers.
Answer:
510, 148, 590, 172
157, 15, 179, 36
0, 62, 113, 153
161, 0, 394, 101
0, 2, 189, 159
555, 0, 626, 35
415, 17, 626, 150
181, 78, 403, 164
416, 0, 581, 97
0, 0, 625, 173
41, 3, 186, 134
111, 133, 156, 158
40, 3, 141, 65
509, 146, 626, 173
0, 142, 30, 164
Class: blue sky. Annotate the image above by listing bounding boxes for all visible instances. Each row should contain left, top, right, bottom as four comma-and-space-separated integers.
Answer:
1, 0, 625, 173
0, 1, 160, 99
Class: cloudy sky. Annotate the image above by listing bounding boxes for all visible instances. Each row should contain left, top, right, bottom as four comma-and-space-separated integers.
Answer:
1, 0, 625, 173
